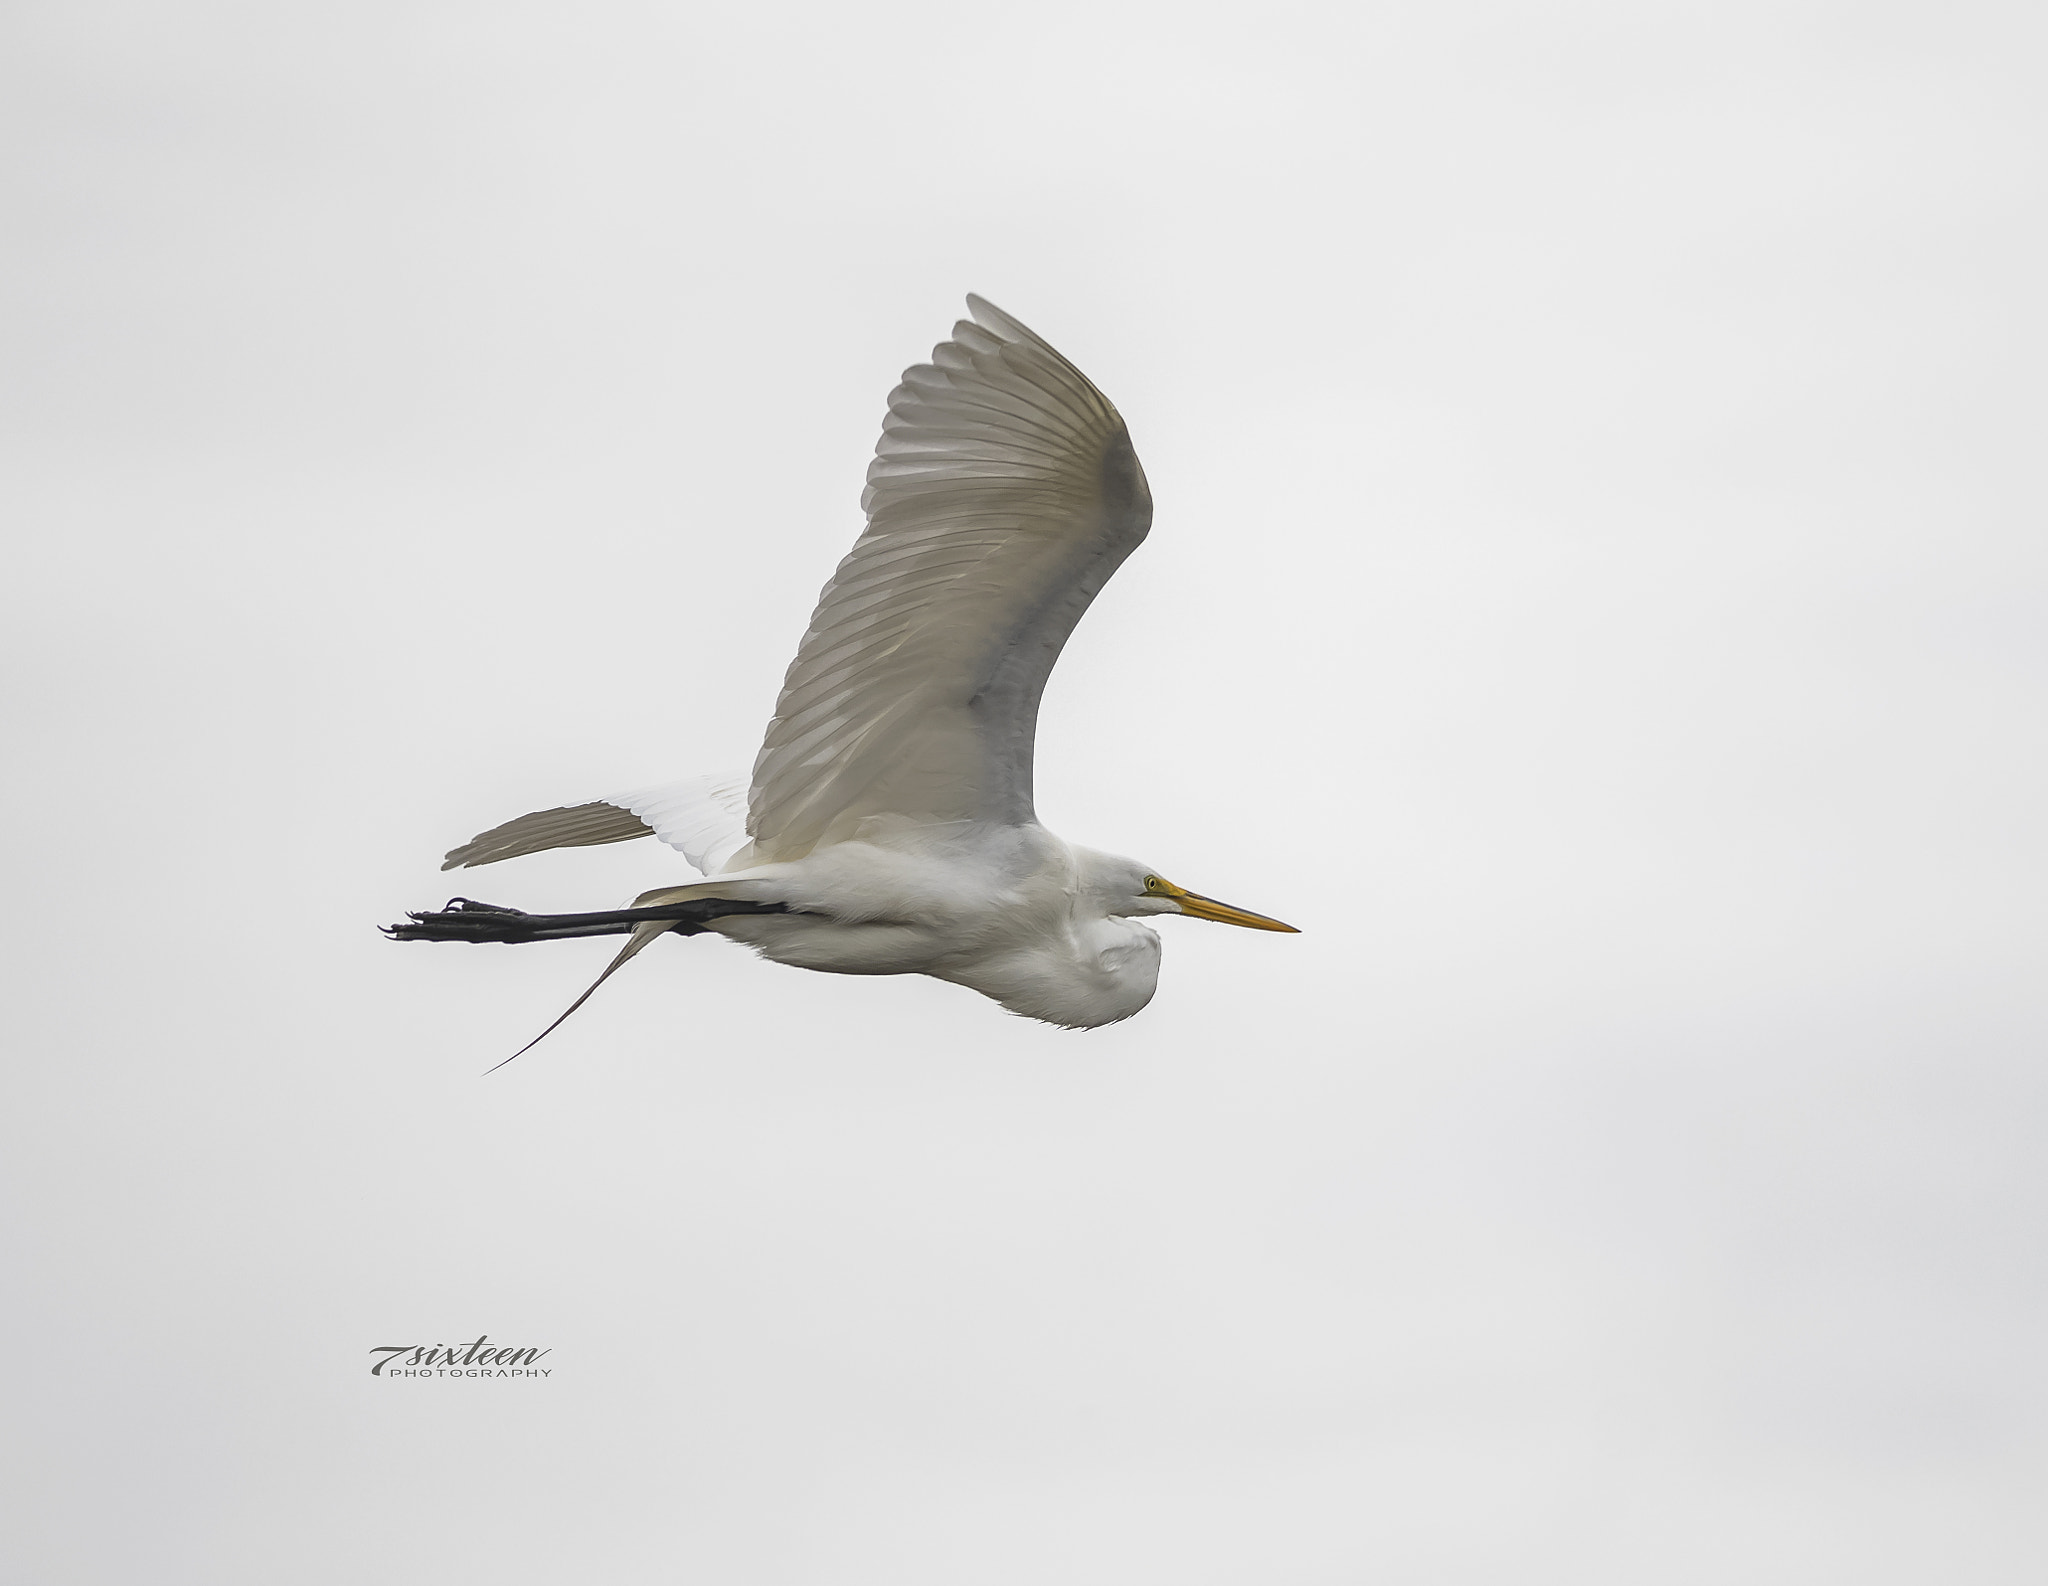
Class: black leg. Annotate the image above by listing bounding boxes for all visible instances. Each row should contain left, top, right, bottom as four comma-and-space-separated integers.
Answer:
383, 896, 789, 944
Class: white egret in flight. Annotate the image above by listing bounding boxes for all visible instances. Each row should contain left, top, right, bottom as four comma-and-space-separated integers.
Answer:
389, 296, 1296, 1052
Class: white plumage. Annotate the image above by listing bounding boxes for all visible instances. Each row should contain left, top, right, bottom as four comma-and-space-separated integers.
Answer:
409, 296, 1294, 1039
611, 774, 751, 876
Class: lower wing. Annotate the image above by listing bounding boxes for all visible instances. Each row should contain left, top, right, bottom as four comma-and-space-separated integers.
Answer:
439, 771, 750, 876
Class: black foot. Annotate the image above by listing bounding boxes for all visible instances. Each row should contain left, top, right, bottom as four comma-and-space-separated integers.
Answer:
382, 896, 789, 944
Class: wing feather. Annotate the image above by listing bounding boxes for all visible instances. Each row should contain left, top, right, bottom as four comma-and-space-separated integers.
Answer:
441, 802, 652, 871
441, 772, 751, 876
744, 297, 1152, 861
613, 772, 751, 875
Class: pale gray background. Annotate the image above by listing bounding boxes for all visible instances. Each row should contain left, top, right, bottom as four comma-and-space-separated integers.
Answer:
4, 2, 2043, 1581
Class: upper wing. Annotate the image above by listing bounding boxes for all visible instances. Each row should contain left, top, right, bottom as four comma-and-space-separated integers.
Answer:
744, 295, 1153, 862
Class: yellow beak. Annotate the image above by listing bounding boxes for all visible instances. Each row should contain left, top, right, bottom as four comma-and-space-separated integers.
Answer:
1160, 879, 1299, 933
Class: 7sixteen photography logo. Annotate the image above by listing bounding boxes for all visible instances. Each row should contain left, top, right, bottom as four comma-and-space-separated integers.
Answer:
370, 1335, 552, 1378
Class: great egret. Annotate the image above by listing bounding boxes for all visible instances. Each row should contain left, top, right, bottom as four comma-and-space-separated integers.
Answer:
389, 296, 1296, 1049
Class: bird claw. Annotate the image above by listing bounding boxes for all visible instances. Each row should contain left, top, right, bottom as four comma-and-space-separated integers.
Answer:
439, 898, 527, 917
384, 899, 536, 942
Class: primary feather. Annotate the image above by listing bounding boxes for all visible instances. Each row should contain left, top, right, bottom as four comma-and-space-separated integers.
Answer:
441, 801, 651, 871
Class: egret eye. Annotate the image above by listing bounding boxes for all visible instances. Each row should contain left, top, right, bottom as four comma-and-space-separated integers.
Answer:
1143, 875, 1163, 892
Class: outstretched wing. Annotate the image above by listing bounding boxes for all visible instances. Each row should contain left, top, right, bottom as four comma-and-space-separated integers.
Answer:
745, 295, 1152, 862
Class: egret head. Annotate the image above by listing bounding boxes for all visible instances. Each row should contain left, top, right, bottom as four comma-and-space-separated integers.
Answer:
1079, 850, 1299, 933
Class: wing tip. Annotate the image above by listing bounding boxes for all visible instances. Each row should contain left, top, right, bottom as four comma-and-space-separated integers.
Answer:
435, 801, 655, 873
964, 293, 1046, 351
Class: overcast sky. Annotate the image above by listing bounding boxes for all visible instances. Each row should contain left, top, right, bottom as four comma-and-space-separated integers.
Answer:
4, 2, 2045, 1581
